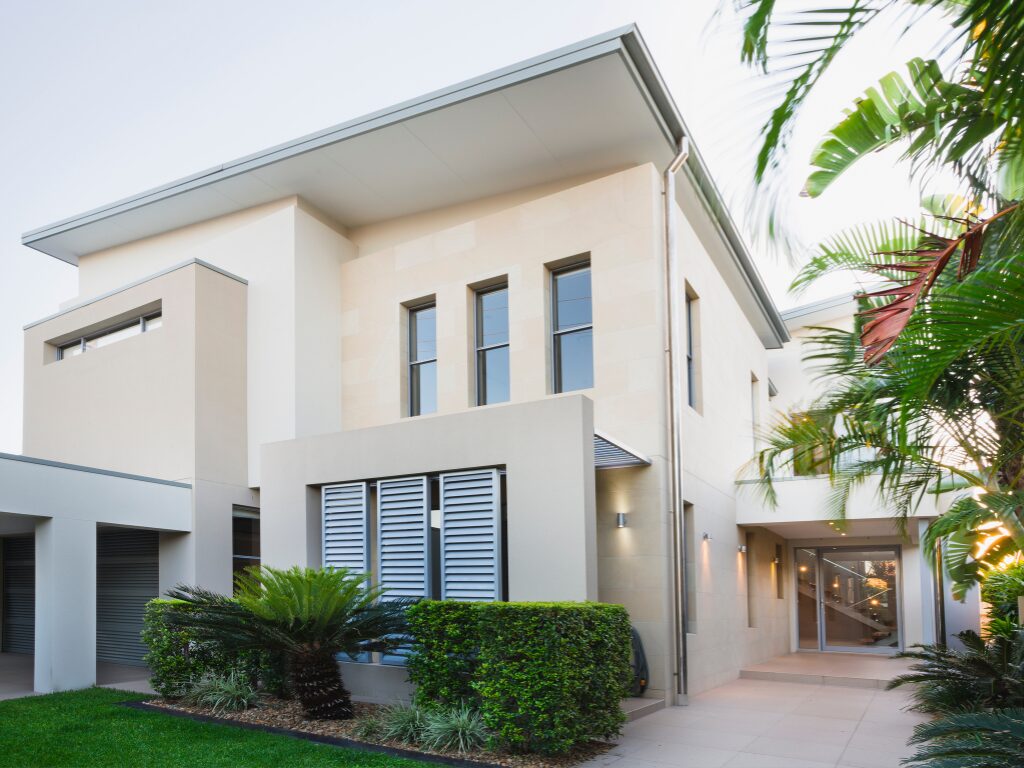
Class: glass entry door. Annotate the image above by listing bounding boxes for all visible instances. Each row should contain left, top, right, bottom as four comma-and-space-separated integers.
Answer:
795, 546, 901, 653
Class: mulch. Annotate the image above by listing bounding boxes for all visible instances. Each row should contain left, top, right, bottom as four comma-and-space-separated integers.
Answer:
139, 696, 612, 768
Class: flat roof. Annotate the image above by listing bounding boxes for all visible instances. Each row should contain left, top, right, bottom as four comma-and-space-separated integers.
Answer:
20, 25, 788, 347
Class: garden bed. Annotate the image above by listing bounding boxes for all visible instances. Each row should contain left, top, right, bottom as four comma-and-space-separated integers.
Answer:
145, 696, 613, 768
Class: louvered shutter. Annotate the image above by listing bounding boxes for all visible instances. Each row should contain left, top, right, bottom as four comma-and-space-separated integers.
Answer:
322, 482, 370, 573
376, 476, 431, 598
377, 476, 431, 665
440, 469, 502, 601
1, 537, 35, 654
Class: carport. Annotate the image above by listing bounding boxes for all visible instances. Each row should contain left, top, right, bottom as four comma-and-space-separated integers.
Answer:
0, 453, 190, 693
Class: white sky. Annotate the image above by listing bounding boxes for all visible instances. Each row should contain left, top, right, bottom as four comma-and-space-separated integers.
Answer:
0, 0, 951, 453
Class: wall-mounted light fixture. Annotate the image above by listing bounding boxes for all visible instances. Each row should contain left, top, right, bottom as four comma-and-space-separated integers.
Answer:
737, 545, 747, 554
702, 532, 713, 542
615, 512, 629, 528
772, 556, 782, 565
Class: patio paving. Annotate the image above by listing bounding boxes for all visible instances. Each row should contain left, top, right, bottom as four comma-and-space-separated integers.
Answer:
585, 677, 929, 768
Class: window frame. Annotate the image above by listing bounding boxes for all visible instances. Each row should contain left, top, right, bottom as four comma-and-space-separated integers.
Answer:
685, 293, 696, 408
231, 506, 260, 591
57, 311, 162, 361
475, 284, 510, 406
408, 302, 438, 417
550, 261, 594, 394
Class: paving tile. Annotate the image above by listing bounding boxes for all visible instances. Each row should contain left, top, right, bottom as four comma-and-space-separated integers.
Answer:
741, 735, 845, 764
838, 746, 907, 768
844, 731, 914, 758
791, 699, 871, 721
723, 752, 837, 768
627, 741, 736, 768
628, 722, 759, 751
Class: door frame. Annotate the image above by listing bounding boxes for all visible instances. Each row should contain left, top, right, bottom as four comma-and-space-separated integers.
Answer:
794, 544, 904, 655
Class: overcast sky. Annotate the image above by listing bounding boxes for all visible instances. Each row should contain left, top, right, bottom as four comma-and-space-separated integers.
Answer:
0, 1, 950, 453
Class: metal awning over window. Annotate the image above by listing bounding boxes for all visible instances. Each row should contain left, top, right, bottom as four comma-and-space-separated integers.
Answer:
594, 431, 652, 470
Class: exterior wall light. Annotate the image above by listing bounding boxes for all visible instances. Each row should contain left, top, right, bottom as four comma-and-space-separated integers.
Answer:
615, 513, 629, 528
737, 545, 747, 553
702, 532, 712, 541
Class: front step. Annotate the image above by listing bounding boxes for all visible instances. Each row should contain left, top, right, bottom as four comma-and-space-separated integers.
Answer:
621, 696, 665, 721
739, 668, 890, 689
739, 652, 912, 690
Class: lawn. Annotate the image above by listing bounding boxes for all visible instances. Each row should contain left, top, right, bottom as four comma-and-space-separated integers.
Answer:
0, 688, 424, 768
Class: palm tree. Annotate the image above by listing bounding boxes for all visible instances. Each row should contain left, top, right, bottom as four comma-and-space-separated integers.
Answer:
166, 566, 411, 719
734, 0, 1024, 596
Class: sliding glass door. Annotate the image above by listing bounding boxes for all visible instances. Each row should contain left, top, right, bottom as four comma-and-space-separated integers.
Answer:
795, 546, 901, 653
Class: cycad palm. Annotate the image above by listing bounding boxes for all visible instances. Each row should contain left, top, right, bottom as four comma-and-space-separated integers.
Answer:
167, 566, 411, 719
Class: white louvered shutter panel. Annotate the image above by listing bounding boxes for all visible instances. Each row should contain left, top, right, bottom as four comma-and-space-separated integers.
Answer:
322, 483, 370, 573
440, 469, 502, 601
376, 476, 431, 598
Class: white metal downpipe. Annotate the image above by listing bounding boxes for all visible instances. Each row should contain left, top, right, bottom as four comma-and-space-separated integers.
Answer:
663, 137, 690, 700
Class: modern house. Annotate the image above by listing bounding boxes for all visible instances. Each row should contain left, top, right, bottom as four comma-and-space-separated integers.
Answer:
0, 26, 978, 702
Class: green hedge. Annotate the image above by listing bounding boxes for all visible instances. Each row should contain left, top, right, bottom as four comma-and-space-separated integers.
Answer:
406, 600, 631, 755
142, 599, 282, 698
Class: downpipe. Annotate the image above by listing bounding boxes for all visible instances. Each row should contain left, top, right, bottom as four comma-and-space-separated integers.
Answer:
663, 138, 689, 701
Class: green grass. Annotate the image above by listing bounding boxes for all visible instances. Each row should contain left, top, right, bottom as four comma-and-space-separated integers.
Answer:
0, 687, 424, 767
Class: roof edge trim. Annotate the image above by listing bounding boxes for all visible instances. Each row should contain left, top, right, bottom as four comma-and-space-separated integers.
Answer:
23, 258, 247, 330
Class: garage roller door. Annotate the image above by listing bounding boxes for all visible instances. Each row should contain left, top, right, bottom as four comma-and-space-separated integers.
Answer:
97, 529, 158, 666
1, 537, 35, 654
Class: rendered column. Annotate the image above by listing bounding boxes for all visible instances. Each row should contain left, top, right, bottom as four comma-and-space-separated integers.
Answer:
34, 517, 96, 693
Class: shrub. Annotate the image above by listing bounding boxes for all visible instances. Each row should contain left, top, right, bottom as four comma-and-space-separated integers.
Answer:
142, 599, 265, 699
185, 670, 259, 714
406, 600, 632, 755
380, 704, 427, 743
982, 563, 1024, 621
888, 628, 1024, 714
420, 704, 490, 753
406, 601, 479, 706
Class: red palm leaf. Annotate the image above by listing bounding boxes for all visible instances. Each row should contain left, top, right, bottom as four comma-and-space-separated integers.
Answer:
855, 204, 1018, 366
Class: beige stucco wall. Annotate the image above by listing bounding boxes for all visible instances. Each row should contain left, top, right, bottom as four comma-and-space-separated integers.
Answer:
672, 198, 791, 694
23, 261, 252, 595
70, 199, 355, 486
260, 396, 597, 602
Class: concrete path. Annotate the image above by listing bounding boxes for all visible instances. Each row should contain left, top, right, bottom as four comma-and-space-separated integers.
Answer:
586, 678, 929, 768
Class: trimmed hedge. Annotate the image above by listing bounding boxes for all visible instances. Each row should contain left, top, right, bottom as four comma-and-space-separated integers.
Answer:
406, 600, 631, 755
142, 599, 282, 698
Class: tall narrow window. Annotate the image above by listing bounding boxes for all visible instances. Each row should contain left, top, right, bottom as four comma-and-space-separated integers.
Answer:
552, 262, 593, 393
751, 373, 761, 453
476, 286, 509, 405
409, 304, 437, 416
232, 506, 260, 591
685, 290, 700, 409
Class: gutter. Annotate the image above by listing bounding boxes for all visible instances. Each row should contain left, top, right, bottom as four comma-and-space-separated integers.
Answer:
662, 138, 690, 701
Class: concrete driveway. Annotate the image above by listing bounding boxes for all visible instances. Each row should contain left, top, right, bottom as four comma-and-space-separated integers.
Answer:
588, 678, 929, 768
